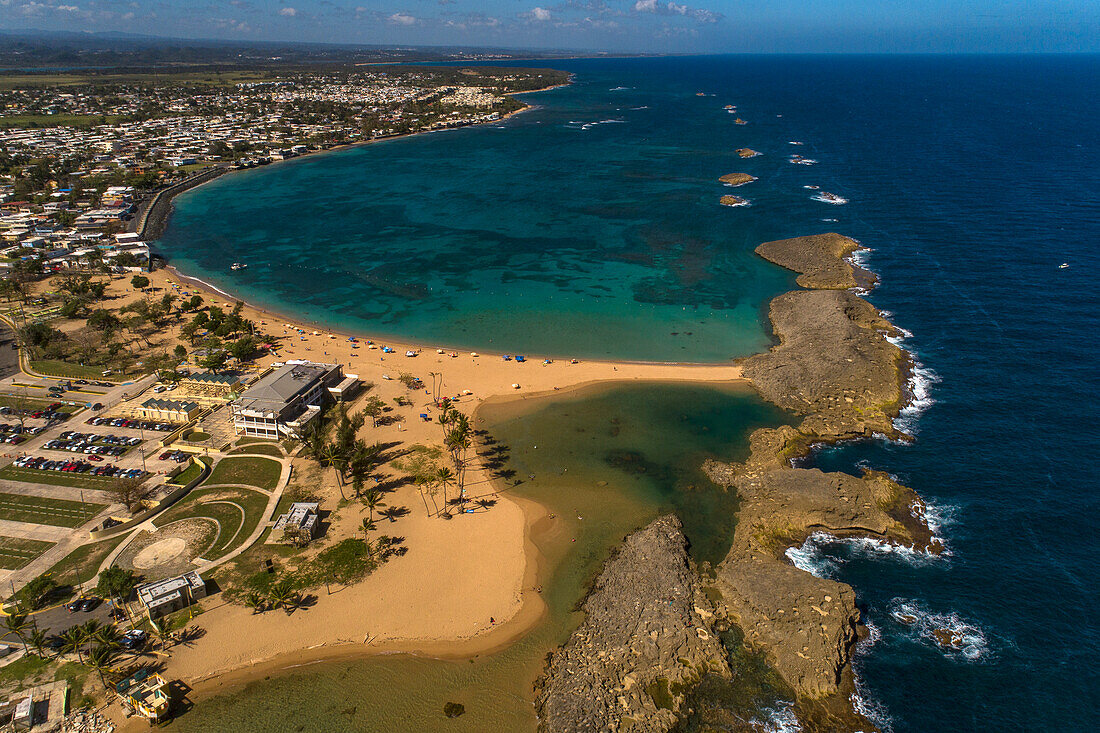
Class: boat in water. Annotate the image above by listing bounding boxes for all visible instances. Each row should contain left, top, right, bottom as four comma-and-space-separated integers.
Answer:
230, 262, 247, 271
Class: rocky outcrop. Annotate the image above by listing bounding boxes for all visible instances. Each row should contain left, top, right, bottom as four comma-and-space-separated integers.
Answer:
736, 148, 761, 158
719, 172, 755, 186
755, 233, 875, 290
719, 194, 749, 208
704, 232, 937, 729
705, 455, 936, 701
740, 289, 908, 440
536, 516, 729, 733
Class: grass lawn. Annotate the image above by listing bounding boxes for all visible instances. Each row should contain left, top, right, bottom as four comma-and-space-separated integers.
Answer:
28, 360, 116, 381
0, 655, 52, 691
185, 431, 211, 442
228, 443, 283, 458
0, 536, 54, 570
167, 459, 207, 487
0, 490, 106, 528
154, 487, 270, 561
205, 456, 281, 491
0, 395, 81, 413
0, 465, 142, 493
43, 535, 128, 589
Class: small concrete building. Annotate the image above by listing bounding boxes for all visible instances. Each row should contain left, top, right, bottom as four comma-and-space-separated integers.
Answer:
231, 361, 358, 438
272, 502, 321, 545
136, 571, 206, 619
138, 397, 201, 423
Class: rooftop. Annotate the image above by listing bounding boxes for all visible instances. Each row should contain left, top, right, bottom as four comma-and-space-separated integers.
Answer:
235, 362, 336, 413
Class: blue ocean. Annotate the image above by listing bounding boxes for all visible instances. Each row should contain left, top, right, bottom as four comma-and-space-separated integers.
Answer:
157, 55, 1100, 731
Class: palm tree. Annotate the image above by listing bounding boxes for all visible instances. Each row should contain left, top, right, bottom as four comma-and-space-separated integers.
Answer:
244, 592, 267, 615
95, 625, 122, 650
434, 466, 455, 510
80, 619, 102, 644
27, 627, 48, 658
319, 442, 347, 500
3, 612, 31, 654
58, 626, 86, 663
362, 488, 384, 523
362, 517, 377, 537
86, 644, 118, 691
268, 580, 296, 612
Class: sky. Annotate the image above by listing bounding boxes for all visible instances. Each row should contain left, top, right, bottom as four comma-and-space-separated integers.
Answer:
1, 0, 1098, 54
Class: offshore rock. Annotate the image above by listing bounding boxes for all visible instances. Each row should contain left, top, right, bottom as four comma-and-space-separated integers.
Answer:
536, 515, 729, 733
719, 172, 756, 186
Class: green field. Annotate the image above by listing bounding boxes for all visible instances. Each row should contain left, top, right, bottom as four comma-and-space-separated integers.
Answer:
0, 465, 136, 494
167, 458, 208, 487
154, 487, 270, 561
227, 443, 283, 458
28, 360, 116, 380
204, 456, 282, 491
43, 535, 129, 588
0, 490, 105, 528
0, 70, 281, 91
0, 114, 123, 130
0, 395, 80, 413
0, 536, 54, 570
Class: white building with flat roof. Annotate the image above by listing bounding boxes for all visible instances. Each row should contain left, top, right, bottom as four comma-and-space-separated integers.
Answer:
231, 361, 357, 438
136, 571, 206, 619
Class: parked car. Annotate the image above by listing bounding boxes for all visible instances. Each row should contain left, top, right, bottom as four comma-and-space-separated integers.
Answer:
79, 597, 100, 612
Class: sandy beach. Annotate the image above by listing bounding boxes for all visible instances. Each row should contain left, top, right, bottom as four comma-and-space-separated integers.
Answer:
117, 265, 745, 713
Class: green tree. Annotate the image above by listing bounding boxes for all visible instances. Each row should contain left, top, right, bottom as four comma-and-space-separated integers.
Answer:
362, 395, 385, 428
3, 612, 31, 654
19, 575, 56, 610
130, 275, 150, 290
57, 626, 86, 663
362, 488, 384, 523
200, 349, 228, 374
27, 626, 49, 658
96, 565, 136, 609
86, 644, 118, 690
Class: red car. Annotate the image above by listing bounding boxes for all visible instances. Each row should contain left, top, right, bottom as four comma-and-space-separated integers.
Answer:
88, 455, 103, 462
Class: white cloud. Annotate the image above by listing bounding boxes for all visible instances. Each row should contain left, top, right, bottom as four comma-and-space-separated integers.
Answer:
389, 12, 417, 25
278, 6, 296, 16
56, 4, 79, 11
532, 6, 551, 21
633, 0, 722, 22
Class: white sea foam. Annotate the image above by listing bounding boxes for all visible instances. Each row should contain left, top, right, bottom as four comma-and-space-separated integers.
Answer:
820, 217, 838, 222
888, 600, 991, 662
850, 681, 893, 733
756, 702, 803, 732
811, 192, 848, 204
609, 86, 632, 91
787, 531, 944, 572
784, 532, 840, 578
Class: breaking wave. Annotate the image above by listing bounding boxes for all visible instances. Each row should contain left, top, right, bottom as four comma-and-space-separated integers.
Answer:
888, 600, 991, 662
754, 702, 803, 732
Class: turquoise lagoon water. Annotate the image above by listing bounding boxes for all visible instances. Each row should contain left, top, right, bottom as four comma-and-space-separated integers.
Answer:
154, 70, 798, 362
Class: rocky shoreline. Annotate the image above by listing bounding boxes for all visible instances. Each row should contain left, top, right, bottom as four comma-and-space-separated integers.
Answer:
536, 233, 936, 732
